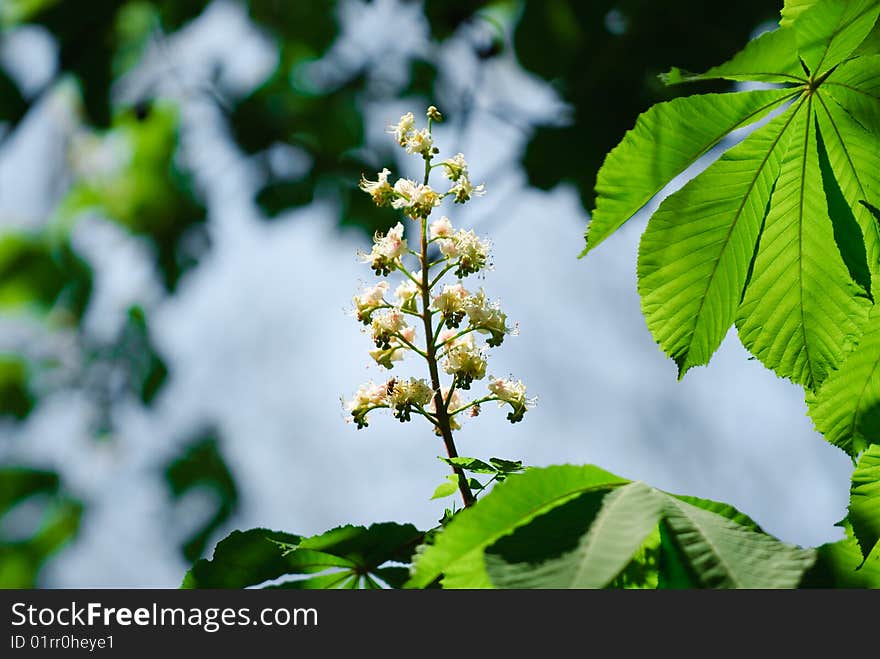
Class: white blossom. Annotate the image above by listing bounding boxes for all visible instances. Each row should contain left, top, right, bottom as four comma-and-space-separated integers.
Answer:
441, 153, 468, 181
405, 128, 434, 157
359, 168, 395, 207
392, 179, 441, 219
430, 215, 454, 239
388, 112, 415, 146
359, 222, 407, 275
395, 279, 419, 305
432, 283, 470, 317
353, 281, 389, 323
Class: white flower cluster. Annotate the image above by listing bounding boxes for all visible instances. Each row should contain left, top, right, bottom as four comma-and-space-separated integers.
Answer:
488, 377, 536, 424
430, 218, 491, 277
346, 107, 532, 432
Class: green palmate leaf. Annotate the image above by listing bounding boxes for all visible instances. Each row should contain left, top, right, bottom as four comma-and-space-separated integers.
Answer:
825, 55, 880, 137
661, 496, 816, 588
791, 0, 880, 75
736, 99, 871, 390
406, 465, 629, 589
637, 108, 798, 376
484, 482, 663, 589
582, 88, 797, 255
808, 307, 880, 456
850, 445, 880, 560
814, 78, 880, 279
181, 528, 303, 588
184, 523, 423, 589
661, 27, 804, 85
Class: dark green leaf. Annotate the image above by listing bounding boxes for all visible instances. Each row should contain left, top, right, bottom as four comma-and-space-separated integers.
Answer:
164, 430, 238, 562
181, 528, 303, 588
0, 468, 82, 588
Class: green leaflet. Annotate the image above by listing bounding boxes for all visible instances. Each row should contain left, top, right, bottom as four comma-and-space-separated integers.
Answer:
637, 107, 798, 377
409, 466, 816, 590
808, 308, 880, 456
737, 100, 871, 390
183, 522, 423, 589
484, 482, 664, 588
585, 0, 880, 405
780, 0, 819, 29
814, 88, 880, 285
800, 520, 880, 587
181, 528, 304, 589
850, 445, 880, 560
405, 464, 629, 588
824, 54, 880, 136
582, 88, 796, 255
791, 0, 880, 75
660, 496, 815, 588
661, 27, 804, 85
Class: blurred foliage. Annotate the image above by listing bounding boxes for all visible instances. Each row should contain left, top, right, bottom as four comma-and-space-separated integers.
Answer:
0, 231, 92, 320
0, 356, 34, 419
57, 104, 207, 291
0, 467, 82, 587
164, 429, 238, 562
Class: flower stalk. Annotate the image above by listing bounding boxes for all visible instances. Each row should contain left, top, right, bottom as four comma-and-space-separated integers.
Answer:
345, 106, 534, 510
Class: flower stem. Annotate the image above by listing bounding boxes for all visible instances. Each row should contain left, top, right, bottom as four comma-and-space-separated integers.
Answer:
419, 160, 474, 508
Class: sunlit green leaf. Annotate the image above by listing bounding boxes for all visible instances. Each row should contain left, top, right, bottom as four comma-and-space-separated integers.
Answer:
736, 99, 871, 390
584, 88, 796, 255
808, 308, 880, 456
849, 444, 880, 559
407, 465, 629, 588
485, 482, 663, 588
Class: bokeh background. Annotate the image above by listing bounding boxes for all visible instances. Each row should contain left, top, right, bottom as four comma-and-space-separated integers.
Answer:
0, 0, 854, 587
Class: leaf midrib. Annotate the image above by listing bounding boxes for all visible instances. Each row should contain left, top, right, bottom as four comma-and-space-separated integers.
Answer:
798, 95, 815, 387
567, 483, 654, 587
666, 496, 741, 588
